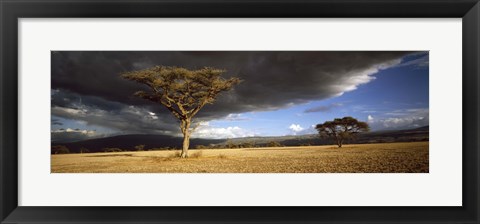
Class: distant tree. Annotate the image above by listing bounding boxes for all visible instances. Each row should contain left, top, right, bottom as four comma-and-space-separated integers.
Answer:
195, 145, 208, 149
135, 144, 146, 151
79, 147, 90, 154
240, 142, 254, 148
225, 139, 236, 149
52, 145, 70, 154
315, 116, 370, 148
103, 148, 123, 152
122, 66, 241, 158
267, 141, 283, 147
225, 140, 238, 149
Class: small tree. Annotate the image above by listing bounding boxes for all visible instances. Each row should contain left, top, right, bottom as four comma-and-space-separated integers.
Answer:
103, 148, 123, 152
122, 66, 241, 158
135, 144, 146, 151
315, 116, 370, 148
79, 147, 90, 154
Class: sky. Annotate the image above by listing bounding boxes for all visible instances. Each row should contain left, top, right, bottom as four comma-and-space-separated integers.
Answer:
51, 51, 429, 142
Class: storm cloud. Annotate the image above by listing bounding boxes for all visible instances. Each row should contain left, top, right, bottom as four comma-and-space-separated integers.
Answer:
304, 103, 343, 113
51, 51, 414, 138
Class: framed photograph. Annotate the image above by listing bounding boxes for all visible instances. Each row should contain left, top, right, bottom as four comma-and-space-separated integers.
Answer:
1, 0, 479, 223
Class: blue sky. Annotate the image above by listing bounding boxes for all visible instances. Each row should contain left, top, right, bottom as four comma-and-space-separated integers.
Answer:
51, 51, 428, 142
195, 53, 429, 138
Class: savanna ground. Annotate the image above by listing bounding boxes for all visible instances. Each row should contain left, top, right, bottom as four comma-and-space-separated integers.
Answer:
51, 142, 428, 173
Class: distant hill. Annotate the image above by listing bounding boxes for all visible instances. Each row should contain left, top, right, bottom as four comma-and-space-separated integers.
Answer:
226, 125, 429, 147
53, 134, 225, 153
52, 126, 429, 153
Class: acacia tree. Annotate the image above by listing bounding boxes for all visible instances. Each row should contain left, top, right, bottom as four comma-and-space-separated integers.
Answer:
122, 66, 241, 158
315, 116, 370, 148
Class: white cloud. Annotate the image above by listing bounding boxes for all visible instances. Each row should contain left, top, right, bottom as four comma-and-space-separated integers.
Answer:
292, 124, 318, 136
367, 115, 374, 122
52, 128, 96, 136
382, 116, 426, 128
223, 113, 249, 121
191, 122, 255, 139
368, 108, 429, 130
51, 106, 88, 117
289, 124, 304, 133
148, 111, 158, 120
328, 59, 402, 96
51, 128, 101, 142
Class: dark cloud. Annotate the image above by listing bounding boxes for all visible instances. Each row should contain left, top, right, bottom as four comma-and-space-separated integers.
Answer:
394, 52, 429, 68
51, 101, 180, 136
304, 103, 343, 113
51, 51, 415, 137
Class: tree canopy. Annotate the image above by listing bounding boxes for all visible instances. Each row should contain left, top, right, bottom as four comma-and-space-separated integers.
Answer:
315, 116, 370, 148
122, 66, 241, 158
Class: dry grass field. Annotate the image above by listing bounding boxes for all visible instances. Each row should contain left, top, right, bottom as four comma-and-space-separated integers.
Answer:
51, 142, 428, 173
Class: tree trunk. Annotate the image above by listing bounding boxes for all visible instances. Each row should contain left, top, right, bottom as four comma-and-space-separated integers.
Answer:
180, 118, 191, 158
181, 133, 190, 158
335, 137, 342, 148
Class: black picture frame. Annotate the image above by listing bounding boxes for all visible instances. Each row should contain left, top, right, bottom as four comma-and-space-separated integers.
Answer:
1, 0, 479, 223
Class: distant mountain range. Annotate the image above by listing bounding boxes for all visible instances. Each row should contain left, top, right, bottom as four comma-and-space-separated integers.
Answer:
52, 126, 428, 153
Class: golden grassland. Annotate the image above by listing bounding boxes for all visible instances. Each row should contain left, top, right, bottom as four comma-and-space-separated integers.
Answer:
51, 141, 428, 173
